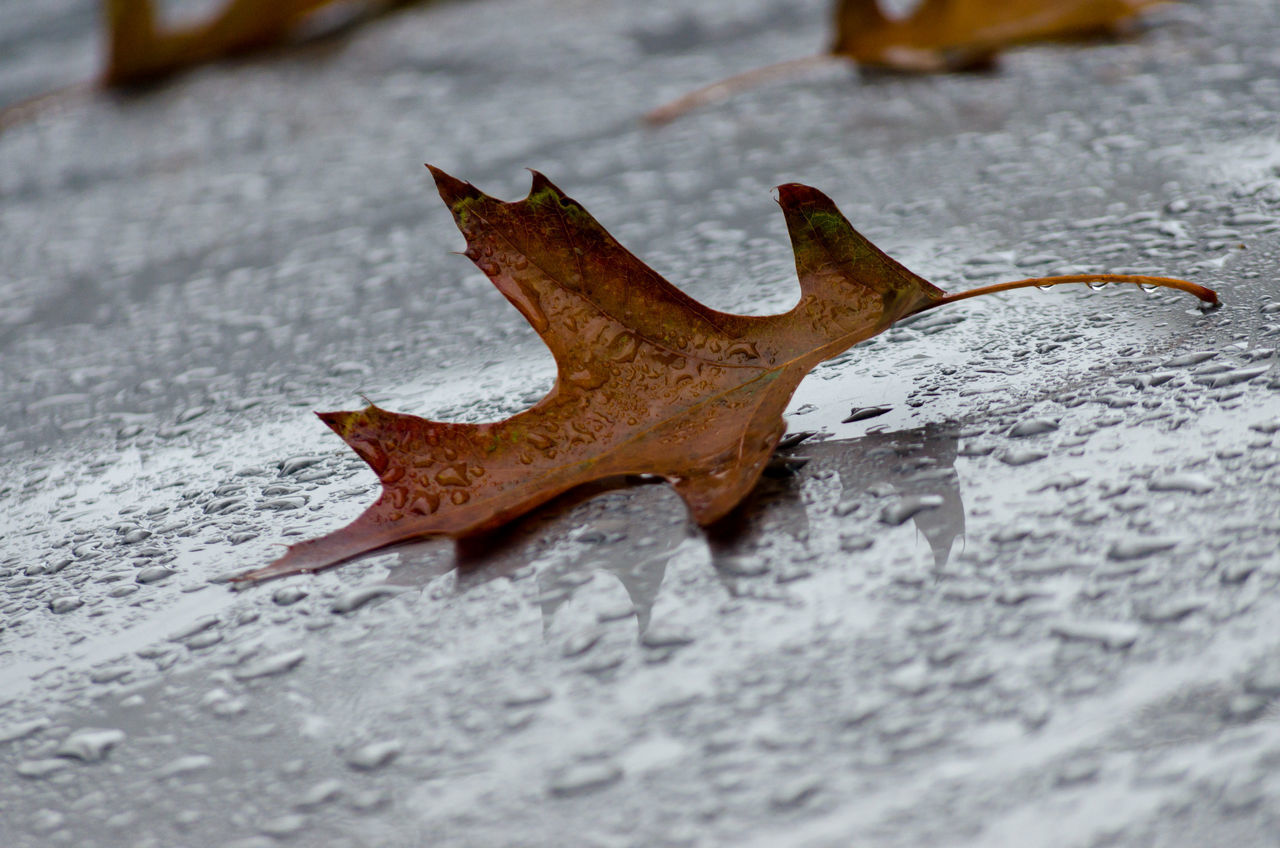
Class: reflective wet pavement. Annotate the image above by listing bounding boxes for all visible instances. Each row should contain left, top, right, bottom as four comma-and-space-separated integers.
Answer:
2, 1, 1280, 845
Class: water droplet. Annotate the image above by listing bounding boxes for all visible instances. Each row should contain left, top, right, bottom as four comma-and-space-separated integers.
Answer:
29, 809, 66, 834
259, 813, 308, 837
502, 683, 552, 708
1201, 366, 1271, 388
1000, 449, 1047, 466
1148, 473, 1214, 494
548, 761, 623, 798
330, 585, 402, 614
136, 565, 175, 584
0, 719, 50, 744
1008, 418, 1059, 438
155, 754, 214, 778
279, 455, 326, 476
1049, 620, 1139, 650
880, 495, 943, 526
15, 759, 69, 779
233, 649, 305, 680
1244, 658, 1280, 697
640, 625, 694, 649
1107, 538, 1177, 561
1221, 562, 1257, 584
1224, 693, 1270, 721
48, 595, 83, 614
57, 727, 126, 762
1087, 281, 1108, 291
843, 405, 891, 423
345, 739, 402, 771
1055, 758, 1101, 786
1136, 597, 1207, 623
296, 779, 344, 810
770, 776, 823, 809
273, 586, 308, 606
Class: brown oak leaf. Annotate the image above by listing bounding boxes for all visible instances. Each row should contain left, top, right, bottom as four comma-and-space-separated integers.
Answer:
646, 0, 1164, 123
833, 0, 1163, 72
235, 167, 1215, 582
103, 0, 406, 86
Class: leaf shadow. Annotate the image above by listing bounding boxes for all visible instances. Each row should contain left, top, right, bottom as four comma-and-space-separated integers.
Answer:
379, 421, 966, 637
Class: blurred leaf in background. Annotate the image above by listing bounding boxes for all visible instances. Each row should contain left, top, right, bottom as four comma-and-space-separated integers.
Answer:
648, 0, 1165, 123
833, 0, 1162, 72
103, 0, 413, 86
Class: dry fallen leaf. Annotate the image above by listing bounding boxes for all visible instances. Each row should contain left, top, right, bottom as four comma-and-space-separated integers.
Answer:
103, 0, 397, 86
646, 0, 1163, 123
833, 0, 1162, 72
235, 166, 1216, 582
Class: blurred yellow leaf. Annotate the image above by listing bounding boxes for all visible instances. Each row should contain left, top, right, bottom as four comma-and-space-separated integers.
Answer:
103, 0, 372, 85
834, 0, 1163, 72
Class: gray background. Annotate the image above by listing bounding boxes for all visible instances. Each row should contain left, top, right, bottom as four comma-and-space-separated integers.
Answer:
2, 0, 1280, 845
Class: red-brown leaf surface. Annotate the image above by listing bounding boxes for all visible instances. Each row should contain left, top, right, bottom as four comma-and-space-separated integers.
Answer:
235, 167, 1215, 582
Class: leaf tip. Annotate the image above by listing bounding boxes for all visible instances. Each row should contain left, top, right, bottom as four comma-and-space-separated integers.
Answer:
526, 169, 563, 202
775, 182, 836, 213
316, 409, 364, 438
426, 164, 481, 208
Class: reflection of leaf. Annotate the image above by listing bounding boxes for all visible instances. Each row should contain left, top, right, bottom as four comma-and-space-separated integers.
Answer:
379, 426, 964, 635
236, 166, 1214, 583
833, 0, 1161, 72
646, 0, 1163, 123
839, 424, 964, 567
103, 0, 399, 85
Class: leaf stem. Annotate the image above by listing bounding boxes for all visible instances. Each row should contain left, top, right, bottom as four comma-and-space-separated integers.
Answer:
912, 274, 1219, 315
645, 54, 841, 125
0, 82, 93, 136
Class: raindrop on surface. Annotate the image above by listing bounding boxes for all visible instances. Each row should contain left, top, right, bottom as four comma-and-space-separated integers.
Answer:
880, 495, 944, 526
233, 649, 306, 681
843, 405, 892, 423
548, 761, 623, 798
1107, 538, 1178, 561
770, 776, 824, 810
345, 740, 402, 771
136, 565, 175, 584
330, 585, 402, 614
184, 630, 223, 651
640, 625, 695, 649
29, 809, 65, 834
1244, 658, 1280, 697
273, 586, 308, 606
1000, 449, 1048, 466
1163, 351, 1216, 368
155, 754, 214, 778
1049, 620, 1139, 651
1087, 281, 1109, 291
296, 779, 345, 810
1136, 597, 1207, 623
501, 683, 552, 708
1148, 473, 1215, 494
259, 813, 308, 837
1220, 562, 1257, 584
15, 759, 69, 779
1055, 758, 1101, 786
0, 719, 50, 744
1008, 418, 1059, 438
57, 727, 126, 762
49, 595, 84, 614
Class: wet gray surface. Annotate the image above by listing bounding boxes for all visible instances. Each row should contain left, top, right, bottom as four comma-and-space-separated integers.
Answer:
3, 0, 1280, 845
